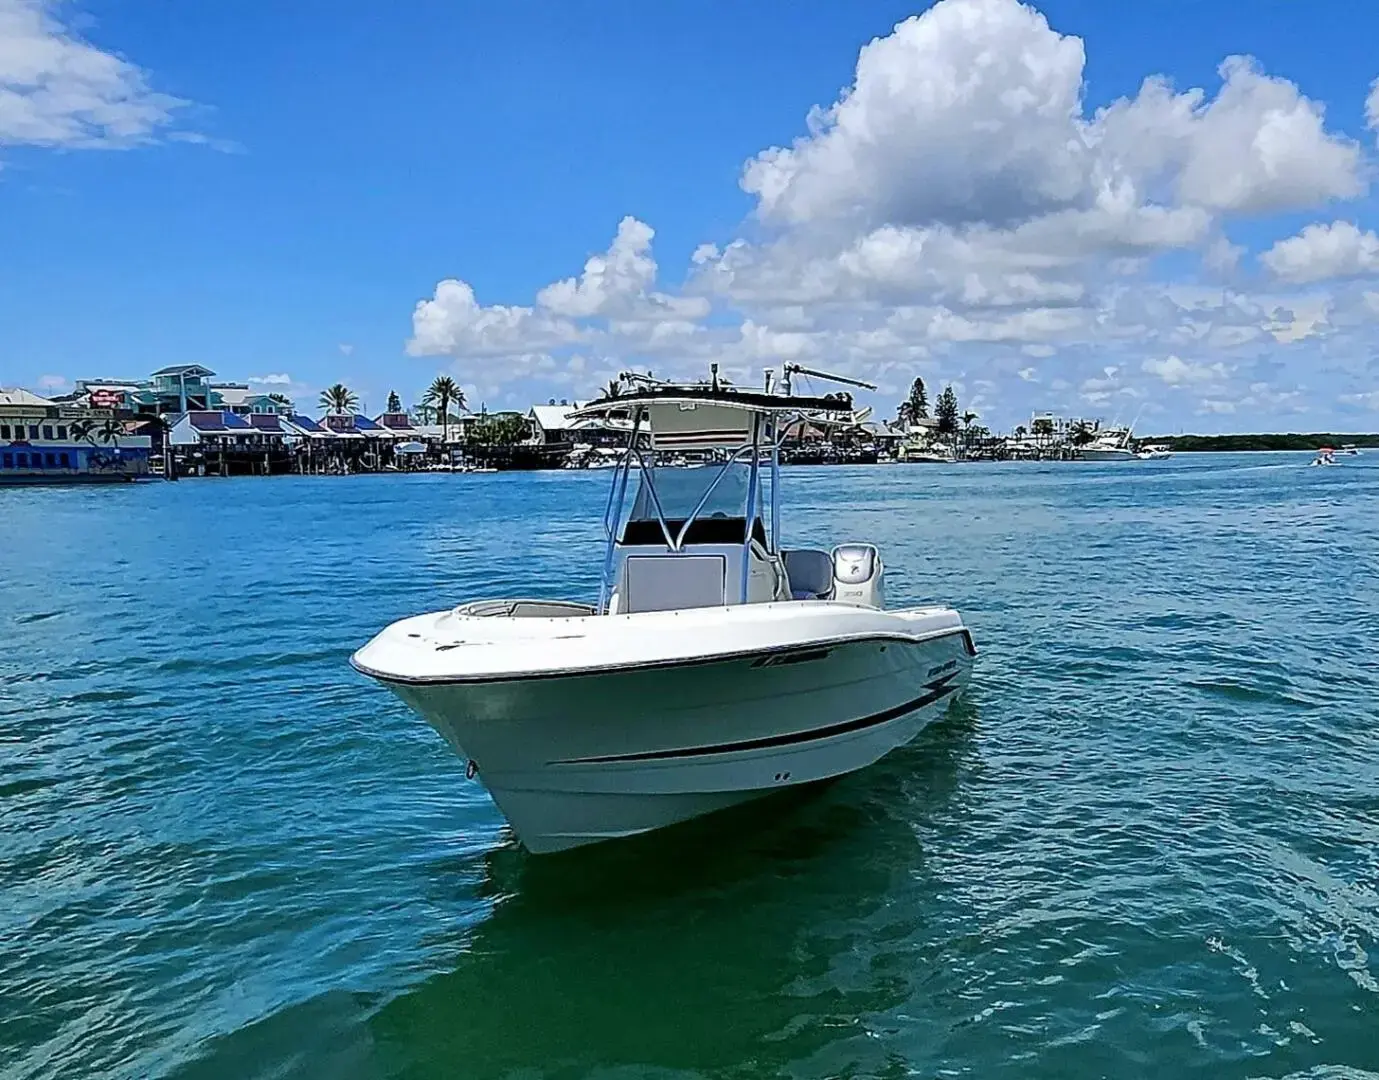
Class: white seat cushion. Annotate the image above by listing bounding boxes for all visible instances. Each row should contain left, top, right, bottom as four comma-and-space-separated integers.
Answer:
622, 554, 727, 613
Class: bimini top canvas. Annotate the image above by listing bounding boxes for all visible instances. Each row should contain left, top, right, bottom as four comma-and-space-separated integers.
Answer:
573, 380, 855, 451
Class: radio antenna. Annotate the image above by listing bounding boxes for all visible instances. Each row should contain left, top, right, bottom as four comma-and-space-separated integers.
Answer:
782, 364, 877, 392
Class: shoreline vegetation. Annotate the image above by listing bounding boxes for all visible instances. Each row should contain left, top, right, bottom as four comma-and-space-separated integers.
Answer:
1147, 433, 1379, 452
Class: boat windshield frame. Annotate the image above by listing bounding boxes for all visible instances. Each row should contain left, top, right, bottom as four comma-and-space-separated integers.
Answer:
591, 389, 853, 613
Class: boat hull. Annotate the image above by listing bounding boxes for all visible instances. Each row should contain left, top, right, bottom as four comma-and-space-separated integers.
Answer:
356, 605, 975, 853
1076, 447, 1137, 461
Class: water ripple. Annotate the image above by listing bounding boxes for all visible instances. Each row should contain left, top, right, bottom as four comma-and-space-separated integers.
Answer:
1, 458, 1378, 1078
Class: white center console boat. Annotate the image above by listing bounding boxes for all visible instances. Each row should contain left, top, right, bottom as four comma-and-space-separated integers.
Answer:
352, 367, 977, 853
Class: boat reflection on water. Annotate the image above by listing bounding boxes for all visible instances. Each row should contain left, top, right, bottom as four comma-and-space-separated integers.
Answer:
364, 699, 979, 1080
170, 700, 978, 1080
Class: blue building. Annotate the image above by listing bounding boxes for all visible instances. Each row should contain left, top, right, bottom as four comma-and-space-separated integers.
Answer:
0, 389, 150, 485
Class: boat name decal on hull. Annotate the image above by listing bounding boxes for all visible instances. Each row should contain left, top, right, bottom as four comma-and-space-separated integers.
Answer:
750, 648, 832, 668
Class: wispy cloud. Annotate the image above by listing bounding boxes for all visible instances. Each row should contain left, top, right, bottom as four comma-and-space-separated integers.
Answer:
0, 0, 196, 149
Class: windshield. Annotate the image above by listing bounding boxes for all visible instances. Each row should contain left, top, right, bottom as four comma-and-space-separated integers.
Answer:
628, 461, 751, 522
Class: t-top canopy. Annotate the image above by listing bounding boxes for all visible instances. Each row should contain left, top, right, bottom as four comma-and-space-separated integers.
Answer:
573, 382, 855, 450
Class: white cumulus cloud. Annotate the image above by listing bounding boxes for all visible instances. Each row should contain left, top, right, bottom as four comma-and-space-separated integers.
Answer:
398, 0, 1377, 429
536, 217, 658, 318
408, 279, 579, 358
0, 0, 189, 148
409, 216, 710, 366
742, 0, 1089, 230
1260, 221, 1379, 283
1141, 354, 1230, 385
740, 0, 1361, 231
1098, 56, 1364, 215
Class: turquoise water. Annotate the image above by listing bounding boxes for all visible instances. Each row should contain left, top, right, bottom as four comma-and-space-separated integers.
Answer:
3, 454, 1378, 1079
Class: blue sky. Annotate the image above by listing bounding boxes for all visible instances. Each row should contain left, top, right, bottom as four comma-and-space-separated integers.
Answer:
3, 0, 1379, 432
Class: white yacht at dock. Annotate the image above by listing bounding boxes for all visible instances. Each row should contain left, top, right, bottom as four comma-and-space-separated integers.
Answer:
1076, 425, 1137, 461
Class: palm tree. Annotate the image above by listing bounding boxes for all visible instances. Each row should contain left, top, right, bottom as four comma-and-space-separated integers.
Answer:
959, 410, 979, 455
423, 375, 466, 444
604, 378, 622, 399
319, 383, 358, 415
412, 402, 436, 425
385, 390, 402, 413
1070, 420, 1097, 447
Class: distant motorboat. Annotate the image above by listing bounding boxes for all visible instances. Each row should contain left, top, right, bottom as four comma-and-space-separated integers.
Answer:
1136, 443, 1172, 460
566, 446, 624, 470
1310, 447, 1339, 467
1077, 427, 1137, 461
899, 444, 956, 463
1336, 444, 1361, 456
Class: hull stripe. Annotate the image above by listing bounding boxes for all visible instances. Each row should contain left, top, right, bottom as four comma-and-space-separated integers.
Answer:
550, 671, 961, 765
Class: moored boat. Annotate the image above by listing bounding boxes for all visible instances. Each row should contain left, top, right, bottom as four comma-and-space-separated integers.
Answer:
352, 366, 977, 853
1077, 427, 1137, 461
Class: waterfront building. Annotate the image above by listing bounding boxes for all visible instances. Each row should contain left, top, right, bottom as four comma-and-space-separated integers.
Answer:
414, 416, 477, 444
280, 414, 333, 443
166, 409, 407, 475
869, 423, 905, 458
280, 414, 345, 471
68, 366, 294, 418
528, 400, 634, 451
376, 412, 423, 439
1029, 411, 1067, 439
208, 383, 293, 416
167, 410, 285, 448
528, 402, 584, 447
165, 410, 296, 476
0, 389, 150, 484
168, 409, 263, 446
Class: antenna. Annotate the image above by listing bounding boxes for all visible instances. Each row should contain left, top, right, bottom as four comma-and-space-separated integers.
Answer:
782, 364, 877, 391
